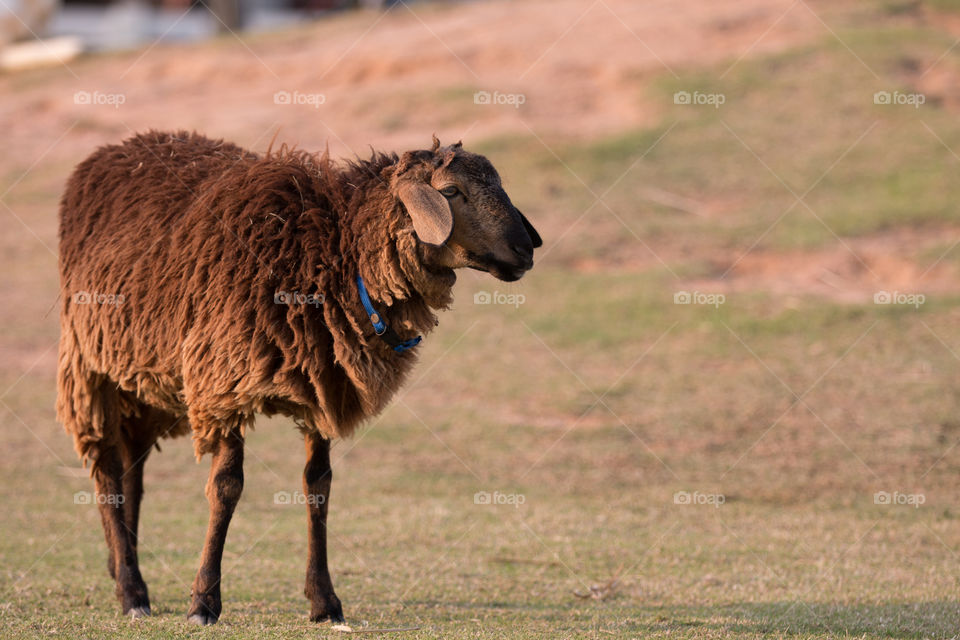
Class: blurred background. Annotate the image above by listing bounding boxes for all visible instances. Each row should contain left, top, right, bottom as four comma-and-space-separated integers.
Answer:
3, 0, 960, 638
3, 0, 392, 54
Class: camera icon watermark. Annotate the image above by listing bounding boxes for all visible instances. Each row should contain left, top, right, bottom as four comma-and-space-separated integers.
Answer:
874, 491, 924, 508
674, 90, 725, 108
473, 490, 526, 508
674, 290, 725, 308
273, 490, 326, 506
873, 290, 924, 308
274, 291, 325, 307
474, 290, 525, 308
473, 90, 526, 108
74, 90, 126, 109
74, 491, 125, 505
673, 490, 725, 508
274, 90, 325, 109
873, 90, 925, 108
72, 291, 125, 306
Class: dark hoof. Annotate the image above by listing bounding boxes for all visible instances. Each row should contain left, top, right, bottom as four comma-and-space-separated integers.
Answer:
188, 589, 221, 626
310, 595, 344, 623
119, 582, 150, 620
188, 612, 219, 626
126, 605, 151, 619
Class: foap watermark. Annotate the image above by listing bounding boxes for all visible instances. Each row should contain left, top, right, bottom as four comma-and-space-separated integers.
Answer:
473, 90, 526, 108
274, 90, 325, 109
274, 291, 325, 307
74, 491, 125, 506
474, 290, 525, 308
273, 490, 326, 506
72, 291, 125, 306
474, 490, 526, 508
873, 90, 925, 108
874, 290, 924, 308
74, 90, 126, 109
674, 90, 725, 108
674, 490, 725, 508
674, 290, 725, 308
874, 491, 925, 508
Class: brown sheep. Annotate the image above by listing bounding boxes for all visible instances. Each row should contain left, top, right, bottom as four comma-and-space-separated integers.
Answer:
57, 130, 541, 624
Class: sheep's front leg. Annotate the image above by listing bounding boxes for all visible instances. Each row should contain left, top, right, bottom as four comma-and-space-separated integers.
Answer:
188, 429, 244, 625
303, 431, 344, 623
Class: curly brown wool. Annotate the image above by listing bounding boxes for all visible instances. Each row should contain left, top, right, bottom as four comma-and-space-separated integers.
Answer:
57, 130, 455, 464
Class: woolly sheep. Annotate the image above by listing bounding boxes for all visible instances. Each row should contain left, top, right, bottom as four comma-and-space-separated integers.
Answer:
57, 130, 541, 624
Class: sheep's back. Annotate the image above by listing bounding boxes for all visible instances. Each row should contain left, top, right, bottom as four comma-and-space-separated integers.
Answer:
57, 131, 278, 414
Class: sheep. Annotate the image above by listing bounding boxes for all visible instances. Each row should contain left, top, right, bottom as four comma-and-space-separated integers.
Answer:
56, 130, 542, 624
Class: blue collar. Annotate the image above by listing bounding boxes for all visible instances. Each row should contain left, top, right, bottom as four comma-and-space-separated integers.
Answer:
356, 275, 422, 353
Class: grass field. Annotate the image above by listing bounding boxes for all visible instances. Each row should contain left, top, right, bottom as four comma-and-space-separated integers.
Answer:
3, 0, 960, 638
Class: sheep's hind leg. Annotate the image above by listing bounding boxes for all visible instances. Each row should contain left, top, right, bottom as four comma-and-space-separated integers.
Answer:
303, 431, 344, 623
188, 428, 244, 625
119, 420, 155, 560
92, 387, 151, 618
105, 411, 156, 585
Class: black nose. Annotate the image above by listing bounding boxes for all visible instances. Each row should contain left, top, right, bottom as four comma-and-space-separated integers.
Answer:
511, 243, 534, 269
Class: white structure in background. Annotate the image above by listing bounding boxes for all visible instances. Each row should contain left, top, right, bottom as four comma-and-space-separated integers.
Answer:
0, 0, 396, 67
0, 0, 57, 43
0, 0, 84, 70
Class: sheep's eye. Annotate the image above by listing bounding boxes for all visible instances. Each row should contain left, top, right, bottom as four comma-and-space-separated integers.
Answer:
440, 186, 460, 198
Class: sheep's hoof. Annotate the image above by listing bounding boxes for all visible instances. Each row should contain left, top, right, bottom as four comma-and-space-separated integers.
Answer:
310, 596, 344, 624
127, 605, 151, 619
188, 612, 219, 626
120, 586, 150, 620
188, 590, 221, 625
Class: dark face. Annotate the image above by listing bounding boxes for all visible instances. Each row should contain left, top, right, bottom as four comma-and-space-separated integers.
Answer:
431, 151, 541, 281
393, 143, 542, 283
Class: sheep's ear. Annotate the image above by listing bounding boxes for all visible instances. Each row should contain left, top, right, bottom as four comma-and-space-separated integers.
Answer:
516, 209, 543, 248
398, 181, 453, 246
441, 148, 456, 168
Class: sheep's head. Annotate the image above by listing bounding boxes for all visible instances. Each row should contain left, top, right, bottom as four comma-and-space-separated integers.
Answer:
392, 138, 542, 282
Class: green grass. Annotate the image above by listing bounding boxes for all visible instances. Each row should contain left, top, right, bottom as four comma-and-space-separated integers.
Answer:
3, 270, 960, 638
480, 19, 960, 261
922, 0, 960, 11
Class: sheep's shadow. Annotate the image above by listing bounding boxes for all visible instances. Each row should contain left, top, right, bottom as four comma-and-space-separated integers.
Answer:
634, 601, 960, 638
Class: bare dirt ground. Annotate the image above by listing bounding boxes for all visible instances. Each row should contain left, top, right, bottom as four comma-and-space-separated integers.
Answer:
2, 0, 820, 161
690, 226, 960, 304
